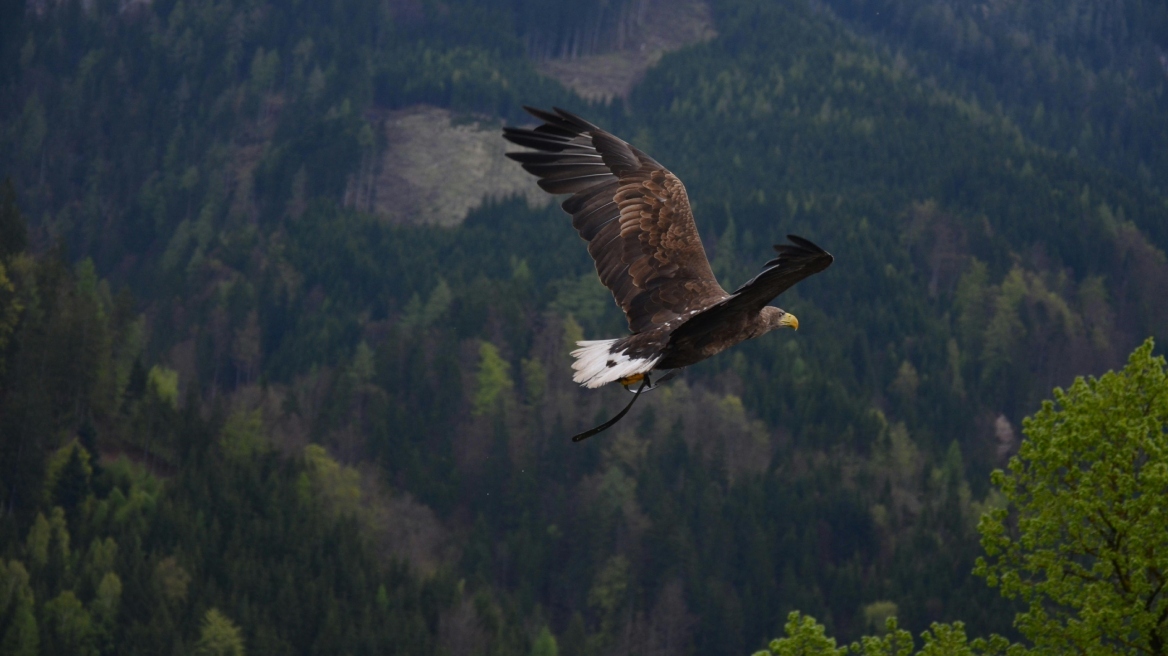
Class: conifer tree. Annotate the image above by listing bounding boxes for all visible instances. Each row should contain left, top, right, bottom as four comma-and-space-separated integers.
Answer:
0, 179, 25, 261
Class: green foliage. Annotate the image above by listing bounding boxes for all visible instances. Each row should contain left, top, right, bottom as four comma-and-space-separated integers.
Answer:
0, 219, 451, 655
588, 555, 630, 632
914, 623, 1014, 656
521, 357, 547, 405
302, 444, 363, 518
818, 0, 1168, 195
0, 259, 20, 364
549, 274, 623, 337
147, 366, 179, 409
754, 612, 846, 656
860, 602, 899, 636
401, 279, 453, 331
43, 440, 93, 510
152, 556, 191, 607
42, 590, 98, 656
219, 408, 267, 461
850, 618, 915, 656
531, 626, 558, 656
756, 613, 1018, 656
24, 507, 69, 570
90, 571, 122, 625
473, 341, 514, 417
0, 558, 31, 611
759, 339, 1168, 654
194, 608, 246, 656
23, 513, 50, 569
1, 0, 1167, 653
0, 559, 36, 655
81, 538, 117, 591
0, 596, 38, 656
976, 338, 1168, 654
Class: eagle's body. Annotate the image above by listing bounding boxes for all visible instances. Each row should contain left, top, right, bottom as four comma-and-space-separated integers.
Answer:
503, 107, 833, 391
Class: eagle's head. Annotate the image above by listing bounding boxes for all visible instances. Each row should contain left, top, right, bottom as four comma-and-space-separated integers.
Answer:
761, 306, 799, 333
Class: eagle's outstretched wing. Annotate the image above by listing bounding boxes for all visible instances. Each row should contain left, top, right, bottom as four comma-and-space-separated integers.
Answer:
667, 235, 833, 343
503, 107, 728, 334
726, 235, 834, 312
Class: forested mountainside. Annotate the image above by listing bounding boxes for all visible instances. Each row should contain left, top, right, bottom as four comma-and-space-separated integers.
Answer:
2, 0, 1167, 654
817, 0, 1168, 193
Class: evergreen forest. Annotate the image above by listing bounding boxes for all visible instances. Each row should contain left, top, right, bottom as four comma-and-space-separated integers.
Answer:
1, 0, 1167, 653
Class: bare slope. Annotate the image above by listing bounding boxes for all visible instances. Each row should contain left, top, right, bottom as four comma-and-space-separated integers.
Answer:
344, 105, 549, 226
535, 0, 716, 101
343, 2, 715, 225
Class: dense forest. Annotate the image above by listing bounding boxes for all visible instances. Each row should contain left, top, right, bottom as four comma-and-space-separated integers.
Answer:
1, 0, 1167, 653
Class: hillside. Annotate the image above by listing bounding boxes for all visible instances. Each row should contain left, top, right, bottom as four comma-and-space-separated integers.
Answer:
343, 105, 549, 226
2, 0, 1167, 654
536, 0, 717, 100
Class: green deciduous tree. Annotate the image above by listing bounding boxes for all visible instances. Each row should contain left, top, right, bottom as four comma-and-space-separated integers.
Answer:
976, 337, 1168, 655
42, 590, 98, 656
90, 571, 122, 625
152, 556, 191, 607
0, 559, 38, 656
219, 408, 267, 461
24, 508, 69, 571
759, 337, 1168, 655
756, 612, 846, 656
81, 538, 117, 591
147, 366, 180, 409
194, 608, 246, 656
754, 613, 1014, 656
301, 444, 362, 518
531, 625, 558, 656
473, 341, 513, 417
0, 593, 38, 656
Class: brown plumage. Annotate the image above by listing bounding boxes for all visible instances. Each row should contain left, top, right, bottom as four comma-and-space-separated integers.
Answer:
503, 107, 833, 399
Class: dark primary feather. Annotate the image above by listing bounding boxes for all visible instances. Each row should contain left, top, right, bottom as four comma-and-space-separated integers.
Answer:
661, 235, 832, 352
729, 235, 834, 311
503, 107, 728, 334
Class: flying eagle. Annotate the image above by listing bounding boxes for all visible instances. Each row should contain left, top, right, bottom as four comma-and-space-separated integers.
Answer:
503, 107, 833, 440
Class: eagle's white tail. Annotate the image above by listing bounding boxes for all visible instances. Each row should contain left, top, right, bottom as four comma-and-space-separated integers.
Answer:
571, 339, 659, 389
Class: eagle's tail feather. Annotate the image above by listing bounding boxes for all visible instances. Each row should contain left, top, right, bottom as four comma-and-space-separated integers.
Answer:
571, 339, 659, 389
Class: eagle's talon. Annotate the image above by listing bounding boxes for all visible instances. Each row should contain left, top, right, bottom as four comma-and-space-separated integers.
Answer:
619, 373, 647, 389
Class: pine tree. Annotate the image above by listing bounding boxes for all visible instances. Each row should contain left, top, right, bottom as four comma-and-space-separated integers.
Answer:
0, 178, 26, 261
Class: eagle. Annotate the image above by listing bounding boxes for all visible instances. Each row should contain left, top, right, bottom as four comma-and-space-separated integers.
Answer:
503, 107, 833, 440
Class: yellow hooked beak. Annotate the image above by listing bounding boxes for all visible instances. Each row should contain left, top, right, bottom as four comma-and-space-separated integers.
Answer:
779, 313, 799, 331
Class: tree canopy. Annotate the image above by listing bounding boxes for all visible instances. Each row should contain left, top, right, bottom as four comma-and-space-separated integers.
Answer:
977, 338, 1168, 655
757, 338, 1168, 654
